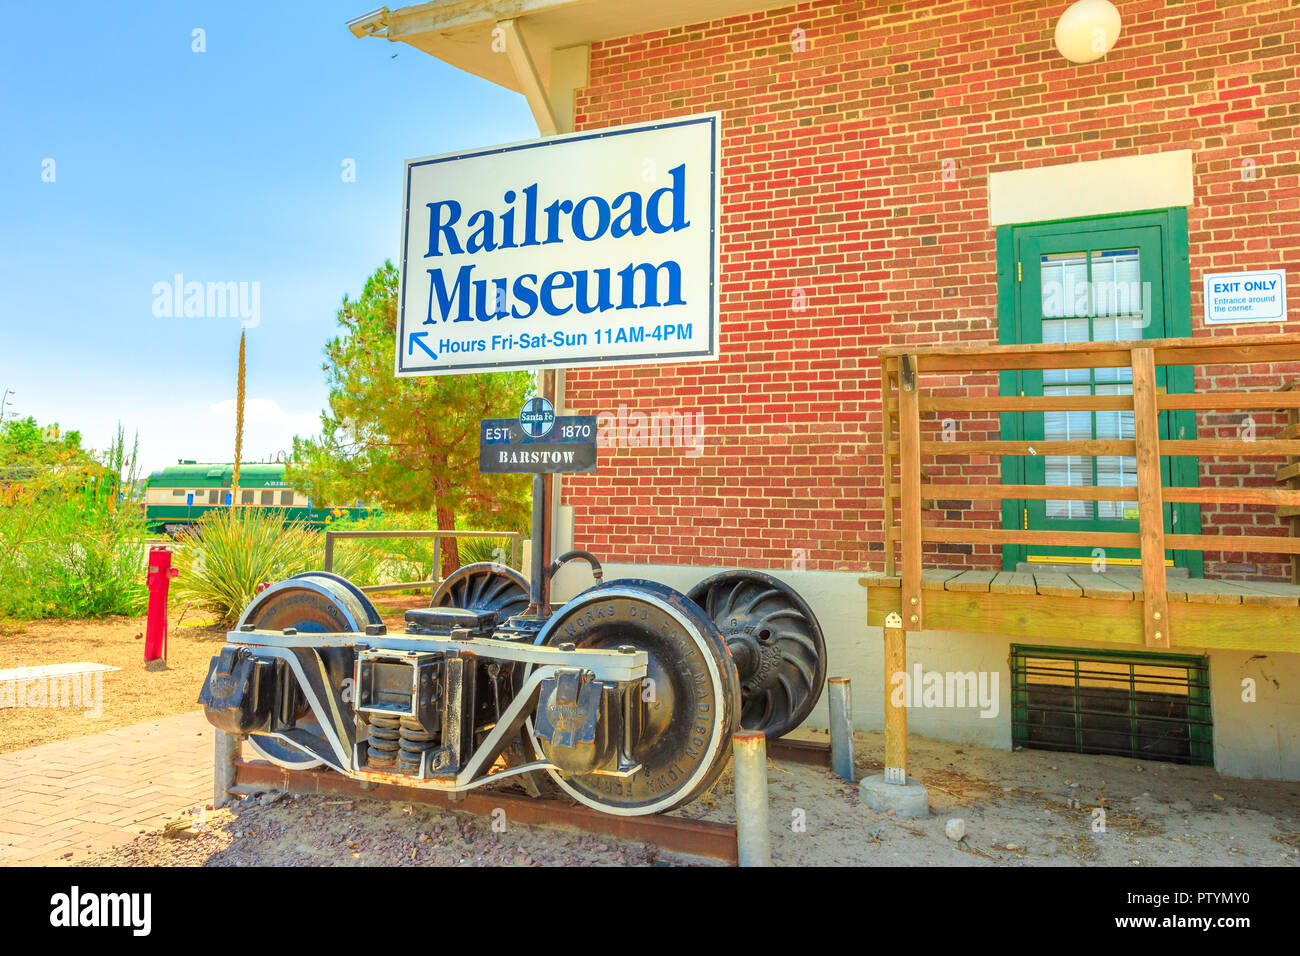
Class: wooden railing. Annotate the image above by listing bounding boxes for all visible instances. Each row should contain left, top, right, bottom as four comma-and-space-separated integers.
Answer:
879, 333, 1300, 648
1279, 378, 1300, 584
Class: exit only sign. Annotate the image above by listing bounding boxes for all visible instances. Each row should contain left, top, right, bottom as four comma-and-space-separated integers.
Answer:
1203, 269, 1287, 325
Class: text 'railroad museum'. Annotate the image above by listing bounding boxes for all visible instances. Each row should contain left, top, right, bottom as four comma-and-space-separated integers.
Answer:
354, 0, 1300, 780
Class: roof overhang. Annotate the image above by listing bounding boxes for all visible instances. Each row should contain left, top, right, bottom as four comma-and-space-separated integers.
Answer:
349, 0, 789, 131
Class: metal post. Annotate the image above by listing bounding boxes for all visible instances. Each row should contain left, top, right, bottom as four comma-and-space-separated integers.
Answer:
732, 729, 771, 867
432, 536, 441, 585
828, 677, 855, 782
528, 472, 546, 612
539, 369, 557, 609
214, 730, 240, 808
323, 532, 334, 572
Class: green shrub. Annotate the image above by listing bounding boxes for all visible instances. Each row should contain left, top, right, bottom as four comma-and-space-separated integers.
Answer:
0, 428, 147, 619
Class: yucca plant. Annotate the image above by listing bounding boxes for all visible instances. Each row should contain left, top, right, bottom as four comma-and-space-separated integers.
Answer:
457, 535, 515, 568
171, 508, 370, 626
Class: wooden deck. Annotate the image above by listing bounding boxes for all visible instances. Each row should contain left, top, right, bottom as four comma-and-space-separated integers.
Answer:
862, 568, 1300, 653
867, 334, 1300, 782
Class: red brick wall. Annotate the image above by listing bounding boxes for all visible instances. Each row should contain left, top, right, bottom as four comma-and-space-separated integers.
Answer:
562, 0, 1300, 579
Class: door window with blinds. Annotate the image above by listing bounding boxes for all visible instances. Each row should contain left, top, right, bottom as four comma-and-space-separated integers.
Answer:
1039, 249, 1143, 523
996, 209, 1200, 571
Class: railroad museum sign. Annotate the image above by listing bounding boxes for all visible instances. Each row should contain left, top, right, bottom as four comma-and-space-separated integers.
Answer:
395, 113, 720, 376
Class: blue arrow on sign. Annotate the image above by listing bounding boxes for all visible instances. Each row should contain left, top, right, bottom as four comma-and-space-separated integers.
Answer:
409, 332, 438, 360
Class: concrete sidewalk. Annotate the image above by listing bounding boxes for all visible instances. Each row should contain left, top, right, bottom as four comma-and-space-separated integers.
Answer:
0, 711, 212, 865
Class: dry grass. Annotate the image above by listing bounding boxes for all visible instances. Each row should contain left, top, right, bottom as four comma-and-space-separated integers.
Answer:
1273, 829, 1300, 852
919, 767, 995, 803
1012, 787, 1164, 838
0, 592, 427, 754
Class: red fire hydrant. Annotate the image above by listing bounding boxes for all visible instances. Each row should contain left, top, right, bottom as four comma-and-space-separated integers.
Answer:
145, 546, 178, 664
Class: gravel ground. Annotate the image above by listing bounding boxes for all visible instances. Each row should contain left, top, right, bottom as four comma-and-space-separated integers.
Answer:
80, 792, 686, 868
77, 728, 1300, 867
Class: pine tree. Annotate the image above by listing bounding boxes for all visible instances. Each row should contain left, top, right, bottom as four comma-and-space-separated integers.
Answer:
289, 262, 532, 576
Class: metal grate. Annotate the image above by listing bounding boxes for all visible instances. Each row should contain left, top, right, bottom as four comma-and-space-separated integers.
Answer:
1010, 645, 1212, 765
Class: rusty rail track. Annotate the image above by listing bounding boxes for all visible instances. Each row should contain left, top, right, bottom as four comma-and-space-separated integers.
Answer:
767, 736, 832, 767
231, 739, 832, 866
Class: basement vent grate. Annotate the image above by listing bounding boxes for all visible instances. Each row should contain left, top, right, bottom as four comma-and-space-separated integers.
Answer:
1010, 645, 1212, 766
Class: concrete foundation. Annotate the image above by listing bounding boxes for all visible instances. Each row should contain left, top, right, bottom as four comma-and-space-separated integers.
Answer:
859, 774, 930, 817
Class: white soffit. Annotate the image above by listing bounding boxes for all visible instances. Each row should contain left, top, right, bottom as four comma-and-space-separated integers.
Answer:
989, 150, 1194, 226
378, 0, 791, 92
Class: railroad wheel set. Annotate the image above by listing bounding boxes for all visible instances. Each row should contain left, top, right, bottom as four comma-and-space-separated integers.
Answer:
200, 562, 826, 816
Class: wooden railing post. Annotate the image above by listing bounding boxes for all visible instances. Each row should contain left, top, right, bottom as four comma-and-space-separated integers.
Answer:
883, 610, 908, 782
898, 354, 923, 630
1131, 347, 1170, 648
881, 359, 896, 577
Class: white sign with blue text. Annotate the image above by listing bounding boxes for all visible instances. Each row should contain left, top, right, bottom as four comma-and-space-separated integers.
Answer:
1203, 269, 1287, 325
396, 114, 721, 376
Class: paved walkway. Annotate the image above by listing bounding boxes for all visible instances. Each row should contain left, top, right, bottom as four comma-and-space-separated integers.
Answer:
0, 711, 213, 865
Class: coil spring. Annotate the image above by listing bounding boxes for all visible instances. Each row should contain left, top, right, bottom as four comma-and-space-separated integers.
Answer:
367, 713, 401, 769
397, 717, 438, 773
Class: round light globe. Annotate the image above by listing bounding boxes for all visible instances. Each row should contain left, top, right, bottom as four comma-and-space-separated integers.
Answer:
1054, 0, 1122, 64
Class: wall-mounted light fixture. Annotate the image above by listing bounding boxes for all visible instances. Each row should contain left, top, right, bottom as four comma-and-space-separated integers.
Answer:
1054, 0, 1122, 64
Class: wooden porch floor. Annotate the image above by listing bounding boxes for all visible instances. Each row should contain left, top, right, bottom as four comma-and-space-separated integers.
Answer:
862, 568, 1300, 653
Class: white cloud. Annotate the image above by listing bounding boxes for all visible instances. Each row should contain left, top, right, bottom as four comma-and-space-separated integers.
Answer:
208, 397, 318, 432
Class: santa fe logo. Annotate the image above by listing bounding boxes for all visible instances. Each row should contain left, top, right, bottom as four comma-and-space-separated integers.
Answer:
519, 397, 556, 438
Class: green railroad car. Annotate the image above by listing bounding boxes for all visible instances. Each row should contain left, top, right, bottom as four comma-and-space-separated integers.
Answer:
143, 461, 373, 534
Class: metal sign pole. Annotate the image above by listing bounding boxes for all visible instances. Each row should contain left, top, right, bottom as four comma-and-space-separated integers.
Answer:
525, 368, 558, 616
541, 369, 556, 611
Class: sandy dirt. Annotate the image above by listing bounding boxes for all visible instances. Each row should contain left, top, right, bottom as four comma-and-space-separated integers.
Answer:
78, 728, 1300, 867
0, 594, 426, 754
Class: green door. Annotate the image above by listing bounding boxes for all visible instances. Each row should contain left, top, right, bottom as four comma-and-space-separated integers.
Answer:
999, 212, 1201, 572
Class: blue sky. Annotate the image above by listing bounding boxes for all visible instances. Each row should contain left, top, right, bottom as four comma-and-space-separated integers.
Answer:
0, 0, 537, 475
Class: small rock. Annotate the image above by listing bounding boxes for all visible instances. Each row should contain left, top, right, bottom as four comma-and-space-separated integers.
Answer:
944, 818, 965, 841
1005, 843, 1020, 851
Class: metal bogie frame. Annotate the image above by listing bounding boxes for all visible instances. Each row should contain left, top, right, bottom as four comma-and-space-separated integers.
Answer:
222, 626, 648, 793
204, 373, 827, 819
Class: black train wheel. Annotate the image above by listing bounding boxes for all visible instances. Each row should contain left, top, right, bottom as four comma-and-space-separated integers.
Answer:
431, 562, 530, 621
529, 580, 741, 816
687, 570, 827, 740
235, 571, 380, 770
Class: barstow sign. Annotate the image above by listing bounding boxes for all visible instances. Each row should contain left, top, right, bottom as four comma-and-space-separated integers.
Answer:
396, 113, 720, 376
480, 403, 598, 474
